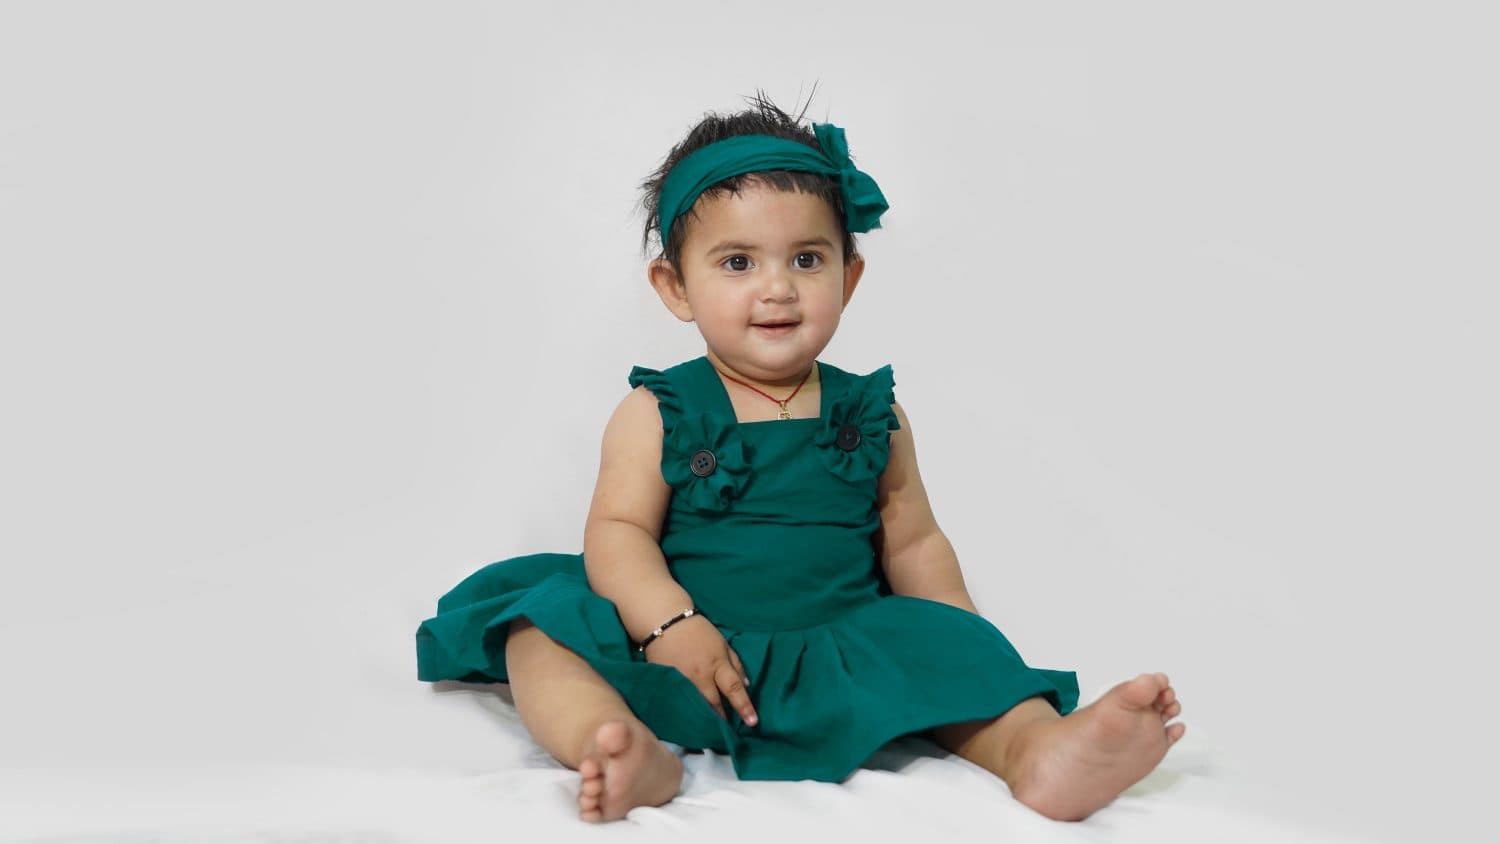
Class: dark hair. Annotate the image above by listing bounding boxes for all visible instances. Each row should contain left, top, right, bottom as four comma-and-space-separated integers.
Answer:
639, 89, 860, 273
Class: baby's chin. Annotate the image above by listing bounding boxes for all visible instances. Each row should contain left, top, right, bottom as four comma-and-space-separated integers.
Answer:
716, 345, 826, 378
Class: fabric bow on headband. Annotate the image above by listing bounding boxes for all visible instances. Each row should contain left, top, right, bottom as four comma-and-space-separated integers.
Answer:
657, 122, 889, 248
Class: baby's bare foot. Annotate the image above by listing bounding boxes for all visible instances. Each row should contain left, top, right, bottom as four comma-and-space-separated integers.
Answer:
576, 719, 684, 823
1007, 672, 1186, 821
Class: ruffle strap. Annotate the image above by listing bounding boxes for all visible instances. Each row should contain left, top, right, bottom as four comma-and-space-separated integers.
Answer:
627, 365, 683, 428
815, 364, 901, 484
629, 363, 752, 512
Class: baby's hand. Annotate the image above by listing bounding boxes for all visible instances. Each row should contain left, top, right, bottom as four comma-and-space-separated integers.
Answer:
642, 614, 759, 727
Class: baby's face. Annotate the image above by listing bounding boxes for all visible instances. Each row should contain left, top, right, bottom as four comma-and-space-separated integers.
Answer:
673, 181, 859, 384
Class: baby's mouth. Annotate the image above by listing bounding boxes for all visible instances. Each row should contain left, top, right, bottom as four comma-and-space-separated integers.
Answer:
753, 322, 799, 335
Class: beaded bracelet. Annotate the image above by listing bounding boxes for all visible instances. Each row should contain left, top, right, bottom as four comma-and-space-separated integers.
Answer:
636, 607, 700, 652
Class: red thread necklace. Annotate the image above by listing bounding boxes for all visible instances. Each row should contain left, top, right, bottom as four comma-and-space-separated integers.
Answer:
716, 364, 814, 420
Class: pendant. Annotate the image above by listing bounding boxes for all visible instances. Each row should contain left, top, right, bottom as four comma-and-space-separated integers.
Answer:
778, 402, 792, 420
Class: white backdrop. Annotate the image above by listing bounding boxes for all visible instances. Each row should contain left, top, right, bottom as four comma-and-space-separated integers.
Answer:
1, 3, 1494, 842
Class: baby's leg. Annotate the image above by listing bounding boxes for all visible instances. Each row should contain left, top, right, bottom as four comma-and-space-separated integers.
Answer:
505, 617, 683, 822
931, 673, 1185, 821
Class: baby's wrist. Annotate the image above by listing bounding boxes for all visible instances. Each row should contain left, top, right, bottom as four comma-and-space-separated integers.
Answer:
636, 606, 702, 652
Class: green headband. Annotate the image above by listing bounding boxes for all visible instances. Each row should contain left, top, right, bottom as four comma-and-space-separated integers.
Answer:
657, 122, 889, 249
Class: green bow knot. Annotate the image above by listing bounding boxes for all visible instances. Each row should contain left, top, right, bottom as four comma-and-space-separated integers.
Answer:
658, 121, 889, 248
811, 123, 887, 236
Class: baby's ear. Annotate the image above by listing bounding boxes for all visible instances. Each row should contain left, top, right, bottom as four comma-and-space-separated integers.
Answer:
841, 254, 866, 308
647, 258, 694, 323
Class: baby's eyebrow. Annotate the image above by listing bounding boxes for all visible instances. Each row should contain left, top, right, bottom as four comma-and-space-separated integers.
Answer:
707, 237, 834, 255
707, 240, 760, 255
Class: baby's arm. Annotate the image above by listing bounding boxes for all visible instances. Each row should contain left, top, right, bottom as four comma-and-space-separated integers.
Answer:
875, 401, 981, 614
583, 385, 758, 724
582, 386, 695, 640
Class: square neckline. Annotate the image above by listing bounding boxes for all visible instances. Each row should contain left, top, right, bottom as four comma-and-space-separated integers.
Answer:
696, 356, 828, 427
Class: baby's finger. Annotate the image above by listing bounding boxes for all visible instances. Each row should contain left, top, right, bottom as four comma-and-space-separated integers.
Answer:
690, 675, 727, 720
715, 661, 759, 726
726, 649, 751, 688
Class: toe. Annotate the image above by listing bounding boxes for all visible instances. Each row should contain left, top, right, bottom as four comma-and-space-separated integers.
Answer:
581, 777, 604, 797
1163, 701, 1181, 720
1152, 687, 1176, 713
1166, 722, 1187, 745
1120, 674, 1164, 708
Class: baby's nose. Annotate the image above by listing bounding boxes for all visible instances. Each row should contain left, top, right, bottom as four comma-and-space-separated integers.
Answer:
760, 268, 797, 300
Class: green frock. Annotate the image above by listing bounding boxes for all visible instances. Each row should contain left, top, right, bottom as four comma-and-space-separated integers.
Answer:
415, 356, 1079, 782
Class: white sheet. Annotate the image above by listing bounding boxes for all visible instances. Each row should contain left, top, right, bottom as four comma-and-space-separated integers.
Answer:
1, 685, 1369, 844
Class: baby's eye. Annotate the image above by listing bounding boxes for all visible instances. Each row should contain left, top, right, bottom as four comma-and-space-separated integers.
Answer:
724, 255, 754, 272
794, 252, 823, 270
